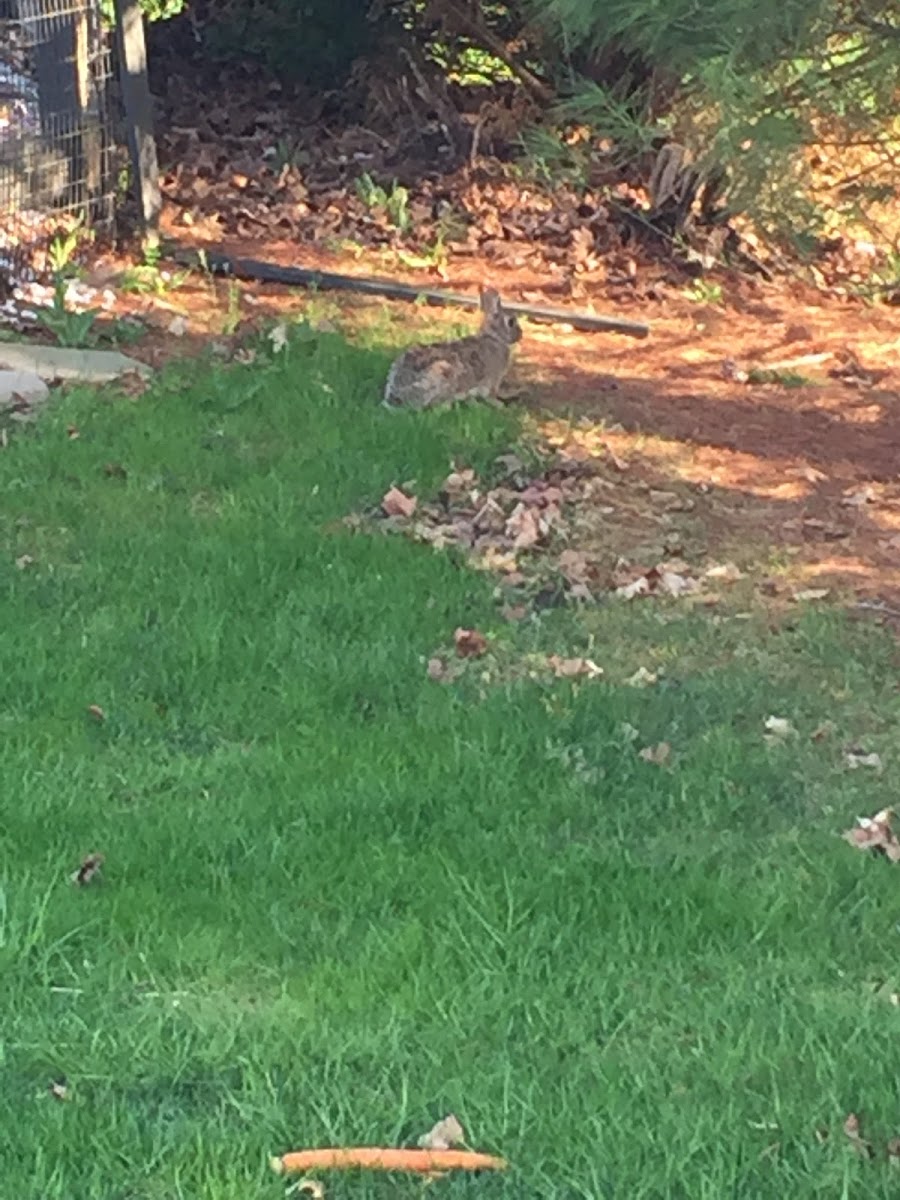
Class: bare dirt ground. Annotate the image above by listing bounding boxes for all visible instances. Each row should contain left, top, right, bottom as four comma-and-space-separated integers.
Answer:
89, 217, 900, 612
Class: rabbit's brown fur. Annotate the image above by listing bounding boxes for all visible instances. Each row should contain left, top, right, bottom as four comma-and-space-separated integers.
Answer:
383, 289, 521, 410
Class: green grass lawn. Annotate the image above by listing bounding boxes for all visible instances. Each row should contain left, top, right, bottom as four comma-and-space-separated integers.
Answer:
3, 322, 900, 1198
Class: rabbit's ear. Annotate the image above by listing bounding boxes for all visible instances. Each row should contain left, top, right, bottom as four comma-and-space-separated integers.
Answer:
480, 288, 501, 315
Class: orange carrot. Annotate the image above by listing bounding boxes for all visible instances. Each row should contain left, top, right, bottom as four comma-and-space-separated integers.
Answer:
271, 1147, 508, 1175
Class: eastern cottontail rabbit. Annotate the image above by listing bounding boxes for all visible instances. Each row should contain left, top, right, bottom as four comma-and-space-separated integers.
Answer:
383, 288, 521, 410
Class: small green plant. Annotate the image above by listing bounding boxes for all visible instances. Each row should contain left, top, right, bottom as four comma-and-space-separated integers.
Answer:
747, 367, 815, 388
299, 294, 341, 329
684, 279, 724, 305
354, 172, 411, 233
220, 281, 242, 337
322, 236, 366, 259
47, 226, 84, 277
120, 244, 190, 296
36, 274, 99, 349
396, 232, 449, 273
384, 187, 410, 233
115, 162, 132, 202
434, 206, 468, 245
99, 0, 183, 27
270, 137, 309, 172
38, 222, 105, 347
354, 172, 383, 209
519, 126, 592, 189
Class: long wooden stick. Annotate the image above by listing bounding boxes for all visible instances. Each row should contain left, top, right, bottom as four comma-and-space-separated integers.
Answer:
271, 1147, 508, 1174
171, 249, 650, 338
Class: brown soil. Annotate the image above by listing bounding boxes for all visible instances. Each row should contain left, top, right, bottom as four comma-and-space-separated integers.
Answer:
86, 215, 900, 609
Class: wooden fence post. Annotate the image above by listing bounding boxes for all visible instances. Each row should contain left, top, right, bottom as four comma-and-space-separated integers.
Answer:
113, 0, 160, 243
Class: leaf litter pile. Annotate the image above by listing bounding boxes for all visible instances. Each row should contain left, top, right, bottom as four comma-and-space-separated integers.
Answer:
358, 444, 900, 864
151, 40, 900, 306
338, 440, 758, 699
155, 70, 684, 300
369, 449, 739, 608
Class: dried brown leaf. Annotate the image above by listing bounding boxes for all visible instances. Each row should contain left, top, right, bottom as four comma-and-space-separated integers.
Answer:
843, 808, 900, 862
546, 655, 603, 679
843, 1113, 873, 1158
567, 582, 593, 602
505, 503, 543, 550
792, 588, 830, 603
296, 1181, 326, 1199
414, 521, 466, 549
418, 1113, 465, 1150
704, 562, 744, 583
557, 549, 594, 586
521, 483, 564, 509
441, 468, 477, 501
474, 547, 518, 573
426, 657, 454, 682
614, 563, 699, 600
639, 742, 671, 766
472, 496, 508, 535
764, 715, 797, 739
810, 721, 835, 742
658, 570, 700, 597
494, 453, 525, 475
71, 852, 104, 886
381, 486, 417, 519
454, 628, 488, 658
844, 749, 883, 773
570, 225, 595, 264
626, 666, 658, 687
116, 370, 150, 399
615, 575, 651, 600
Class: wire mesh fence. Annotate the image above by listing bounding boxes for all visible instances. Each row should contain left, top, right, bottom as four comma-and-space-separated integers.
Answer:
0, 0, 116, 287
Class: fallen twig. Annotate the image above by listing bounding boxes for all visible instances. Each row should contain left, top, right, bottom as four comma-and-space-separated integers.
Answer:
854, 600, 900, 621
170, 248, 650, 338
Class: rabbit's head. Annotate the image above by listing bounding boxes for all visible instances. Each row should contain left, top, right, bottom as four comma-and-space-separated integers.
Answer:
480, 288, 522, 346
